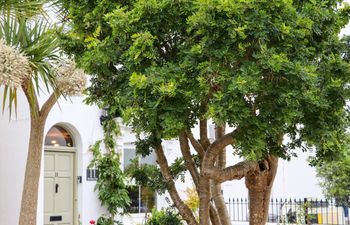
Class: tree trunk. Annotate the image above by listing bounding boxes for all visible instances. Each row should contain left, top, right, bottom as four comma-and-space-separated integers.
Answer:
245, 155, 278, 225
19, 84, 59, 225
200, 130, 238, 225
179, 132, 222, 225
209, 202, 222, 225
154, 145, 199, 225
211, 181, 231, 225
19, 116, 45, 225
199, 175, 211, 225
212, 126, 231, 225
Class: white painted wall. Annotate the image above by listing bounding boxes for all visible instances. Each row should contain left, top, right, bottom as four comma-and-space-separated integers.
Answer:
0, 88, 29, 225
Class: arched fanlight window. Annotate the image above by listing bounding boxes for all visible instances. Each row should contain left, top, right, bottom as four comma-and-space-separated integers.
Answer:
45, 125, 74, 147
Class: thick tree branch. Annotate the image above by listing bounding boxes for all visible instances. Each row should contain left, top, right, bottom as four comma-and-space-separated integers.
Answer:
209, 200, 222, 225
40, 90, 60, 120
266, 154, 279, 186
200, 119, 210, 149
215, 125, 226, 168
211, 181, 230, 225
186, 130, 205, 157
202, 128, 240, 174
179, 132, 222, 225
199, 175, 210, 225
22, 79, 40, 118
205, 160, 259, 183
211, 124, 231, 225
179, 132, 200, 186
154, 144, 198, 225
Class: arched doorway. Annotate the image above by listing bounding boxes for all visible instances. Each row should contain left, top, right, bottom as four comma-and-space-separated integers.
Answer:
44, 125, 76, 225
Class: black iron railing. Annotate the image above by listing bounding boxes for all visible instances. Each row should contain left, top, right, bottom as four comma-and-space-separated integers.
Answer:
225, 198, 350, 224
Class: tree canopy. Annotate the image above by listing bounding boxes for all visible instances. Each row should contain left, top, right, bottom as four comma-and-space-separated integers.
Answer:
59, 1, 350, 225
62, 0, 350, 160
317, 148, 350, 205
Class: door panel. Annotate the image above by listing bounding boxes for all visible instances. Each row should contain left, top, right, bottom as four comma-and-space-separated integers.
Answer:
56, 177, 72, 212
57, 154, 72, 174
44, 178, 55, 213
45, 154, 55, 172
44, 151, 74, 225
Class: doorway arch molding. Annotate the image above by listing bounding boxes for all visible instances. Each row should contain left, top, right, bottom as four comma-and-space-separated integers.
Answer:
43, 122, 82, 225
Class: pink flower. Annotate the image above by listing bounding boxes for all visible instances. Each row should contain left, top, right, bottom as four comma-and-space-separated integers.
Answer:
89, 219, 96, 224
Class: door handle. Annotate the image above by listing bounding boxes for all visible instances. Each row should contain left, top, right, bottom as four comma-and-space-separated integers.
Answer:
55, 184, 59, 193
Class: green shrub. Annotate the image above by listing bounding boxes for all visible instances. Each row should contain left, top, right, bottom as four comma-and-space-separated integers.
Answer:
146, 208, 182, 225
96, 216, 123, 225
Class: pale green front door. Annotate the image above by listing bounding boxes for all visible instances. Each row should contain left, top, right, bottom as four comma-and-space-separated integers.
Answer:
44, 151, 74, 225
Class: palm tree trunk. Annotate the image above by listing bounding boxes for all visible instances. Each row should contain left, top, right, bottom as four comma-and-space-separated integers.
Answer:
19, 116, 45, 225
19, 86, 58, 225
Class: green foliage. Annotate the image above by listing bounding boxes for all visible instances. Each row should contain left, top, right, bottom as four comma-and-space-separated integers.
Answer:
146, 208, 182, 225
60, 0, 350, 163
89, 140, 130, 220
96, 216, 123, 225
125, 156, 187, 194
316, 149, 350, 205
135, 135, 160, 157
0, 0, 46, 18
101, 118, 120, 149
125, 158, 167, 193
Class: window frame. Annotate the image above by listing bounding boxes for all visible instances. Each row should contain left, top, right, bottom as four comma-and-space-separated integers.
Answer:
123, 147, 157, 214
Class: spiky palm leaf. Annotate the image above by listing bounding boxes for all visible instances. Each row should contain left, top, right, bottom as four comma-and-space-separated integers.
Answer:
0, 15, 60, 117
0, 0, 46, 18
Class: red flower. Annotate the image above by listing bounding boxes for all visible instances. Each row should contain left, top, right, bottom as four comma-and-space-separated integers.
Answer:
89, 219, 96, 224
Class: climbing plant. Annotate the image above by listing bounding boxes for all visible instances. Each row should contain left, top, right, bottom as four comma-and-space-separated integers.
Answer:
89, 119, 130, 225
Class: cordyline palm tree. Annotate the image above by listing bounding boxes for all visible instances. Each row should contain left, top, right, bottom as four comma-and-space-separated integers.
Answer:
0, 7, 86, 225
0, 0, 46, 17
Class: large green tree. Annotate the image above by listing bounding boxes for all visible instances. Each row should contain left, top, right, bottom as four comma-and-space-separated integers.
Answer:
315, 35, 350, 208
316, 149, 350, 206
316, 36, 350, 206
59, 1, 350, 225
